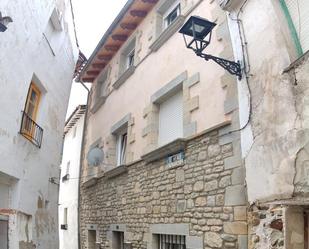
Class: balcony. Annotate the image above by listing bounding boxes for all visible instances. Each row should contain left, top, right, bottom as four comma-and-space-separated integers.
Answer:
19, 111, 43, 148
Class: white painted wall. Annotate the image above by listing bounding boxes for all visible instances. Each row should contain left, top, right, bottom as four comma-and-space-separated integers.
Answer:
59, 113, 85, 249
0, 0, 78, 248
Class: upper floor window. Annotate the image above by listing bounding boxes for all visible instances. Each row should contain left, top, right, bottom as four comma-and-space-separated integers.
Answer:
20, 82, 43, 147
158, 91, 183, 146
120, 38, 136, 74
112, 231, 124, 249
127, 48, 135, 69
163, 3, 181, 29
281, 0, 309, 55
116, 130, 127, 166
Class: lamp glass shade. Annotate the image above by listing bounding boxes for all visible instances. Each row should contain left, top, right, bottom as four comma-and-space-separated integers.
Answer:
0, 23, 7, 32
179, 16, 216, 40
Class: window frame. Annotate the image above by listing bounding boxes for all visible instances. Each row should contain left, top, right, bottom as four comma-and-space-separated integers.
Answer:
163, 3, 181, 30
126, 48, 135, 69
116, 130, 128, 166
25, 82, 41, 122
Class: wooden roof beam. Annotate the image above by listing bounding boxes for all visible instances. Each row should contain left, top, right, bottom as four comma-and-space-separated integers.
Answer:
120, 22, 138, 30
105, 45, 120, 52
98, 55, 112, 61
92, 63, 105, 69
86, 70, 100, 76
111, 34, 128, 41
130, 10, 147, 17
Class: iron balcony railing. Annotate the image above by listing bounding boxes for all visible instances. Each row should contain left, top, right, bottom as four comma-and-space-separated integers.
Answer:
20, 111, 43, 148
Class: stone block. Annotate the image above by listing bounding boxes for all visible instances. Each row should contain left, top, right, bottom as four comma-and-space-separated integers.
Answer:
205, 232, 223, 248
205, 180, 218, 192
176, 169, 185, 182
238, 235, 248, 249
195, 197, 207, 207
208, 144, 221, 158
198, 151, 207, 161
185, 73, 200, 88
234, 206, 247, 221
184, 122, 197, 137
188, 96, 199, 112
207, 196, 216, 207
177, 200, 186, 213
224, 155, 242, 170
186, 235, 203, 249
225, 185, 246, 206
231, 167, 245, 185
193, 181, 204, 192
219, 176, 231, 188
223, 222, 247, 235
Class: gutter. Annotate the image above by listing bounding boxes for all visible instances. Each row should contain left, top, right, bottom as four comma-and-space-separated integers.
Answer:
77, 0, 135, 81
77, 80, 90, 249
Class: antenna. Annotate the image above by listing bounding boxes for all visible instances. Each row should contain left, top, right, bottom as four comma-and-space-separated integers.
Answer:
86, 147, 104, 167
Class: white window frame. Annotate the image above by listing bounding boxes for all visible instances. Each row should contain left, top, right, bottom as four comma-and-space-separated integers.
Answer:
63, 207, 68, 225
116, 130, 127, 166
162, 1, 181, 29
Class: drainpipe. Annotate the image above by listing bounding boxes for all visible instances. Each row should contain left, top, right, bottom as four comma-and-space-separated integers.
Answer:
77, 80, 90, 249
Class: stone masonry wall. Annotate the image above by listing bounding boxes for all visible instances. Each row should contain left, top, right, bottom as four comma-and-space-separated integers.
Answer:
80, 127, 248, 249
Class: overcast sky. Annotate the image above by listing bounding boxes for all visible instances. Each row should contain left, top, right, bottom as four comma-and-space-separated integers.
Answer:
66, 0, 127, 118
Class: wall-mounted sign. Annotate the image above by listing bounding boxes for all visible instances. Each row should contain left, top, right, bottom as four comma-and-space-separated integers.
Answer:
166, 151, 185, 168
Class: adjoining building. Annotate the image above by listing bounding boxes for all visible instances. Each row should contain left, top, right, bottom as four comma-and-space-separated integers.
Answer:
59, 105, 86, 249
77, 0, 309, 249
0, 0, 79, 248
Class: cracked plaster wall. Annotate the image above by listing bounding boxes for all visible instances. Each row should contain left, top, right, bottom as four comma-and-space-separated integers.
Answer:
217, 0, 309, 203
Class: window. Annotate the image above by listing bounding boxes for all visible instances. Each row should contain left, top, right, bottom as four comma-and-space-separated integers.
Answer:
282, 0, 309, 55
157, 234, 186, 249
112, 231, 124, 249
25, 82, 41, 122
20, 82, 43, 147
127, 48, 135, 69
62, 161, 70, 181
163, 3, 181, 29
63, 208, 68, 225
116, 131, 127, 166
158, 91, 183, 146
120, 38, 136, 74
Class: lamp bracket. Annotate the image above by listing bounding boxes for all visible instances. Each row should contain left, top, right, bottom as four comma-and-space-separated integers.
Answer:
197, 52, 242, 80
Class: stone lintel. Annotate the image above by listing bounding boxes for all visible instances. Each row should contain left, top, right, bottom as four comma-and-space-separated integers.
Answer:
151, 71, 187, 104
111, 113, 131, 134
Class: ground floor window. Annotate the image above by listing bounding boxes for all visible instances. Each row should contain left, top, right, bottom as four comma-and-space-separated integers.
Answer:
158, 234, 185, 249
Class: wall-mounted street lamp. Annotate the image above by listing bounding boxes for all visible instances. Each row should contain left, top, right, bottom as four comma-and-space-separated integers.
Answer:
179, 16, 242, 80
0, 11, 13, 32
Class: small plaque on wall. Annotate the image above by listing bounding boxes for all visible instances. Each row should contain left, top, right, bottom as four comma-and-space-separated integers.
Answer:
166, 151, 184, 168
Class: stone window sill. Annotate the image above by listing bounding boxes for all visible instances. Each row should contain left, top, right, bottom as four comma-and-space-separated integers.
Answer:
113, 66, 136, 89
83, 177, 98, 188
149, 15, 186, 52
90, 96, 106, 114
141, 138, 186, 163
283, 50, 309, 73
104, 165, 128, 179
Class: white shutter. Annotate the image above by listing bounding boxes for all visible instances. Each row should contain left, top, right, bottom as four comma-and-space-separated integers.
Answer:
158, 91, 183, 146
285, 0, 309, 53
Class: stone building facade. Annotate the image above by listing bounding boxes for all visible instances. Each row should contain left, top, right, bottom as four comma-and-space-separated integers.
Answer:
78, 0, 309, 248
0, 0, 79, 248
78, 0, 247, 249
